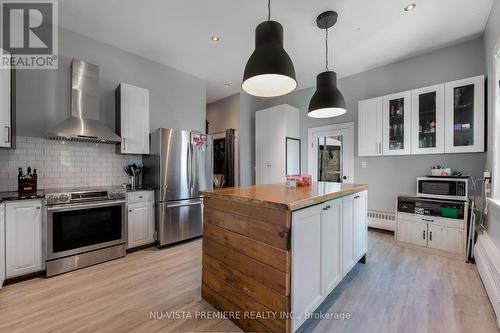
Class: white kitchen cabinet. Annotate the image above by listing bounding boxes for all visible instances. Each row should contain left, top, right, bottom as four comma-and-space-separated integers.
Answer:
427, 224, 464, 255
382, 91, 412, 155
353, 191, 368, 261
396, 212, 467, 258
5, 200, 44, 278
411, 84, 445, 154
321, 199, 342, 295
341, 194, 355, 277
396, 218, 427, 247
127, 191, 154, 249
0, 51, 13, 149
358, 97, 383, 156
444, 75, 485, 153
255, 104, 299, 184
0, 203, 5, 288
291, 204, 323, 332
116, 83, 150, 154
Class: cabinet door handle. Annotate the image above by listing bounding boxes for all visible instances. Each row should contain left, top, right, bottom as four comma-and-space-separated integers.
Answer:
378, 142, 382, 154
35, 206, 41, 210
354, 195, 360, 199
139, 196, 143, 199
429, 231, 432, 241
5, 126, 10, 143
422, 230, 426, 240
324, 205, 331, 210
422, 218, 434, 223
129, 209, 132, 212
122, 137, 126, 150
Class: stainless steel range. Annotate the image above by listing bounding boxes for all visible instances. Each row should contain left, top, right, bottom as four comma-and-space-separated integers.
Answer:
44, 187, 127, 277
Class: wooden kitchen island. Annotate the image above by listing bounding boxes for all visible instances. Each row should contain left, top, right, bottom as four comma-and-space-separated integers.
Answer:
200, 182, 368, 333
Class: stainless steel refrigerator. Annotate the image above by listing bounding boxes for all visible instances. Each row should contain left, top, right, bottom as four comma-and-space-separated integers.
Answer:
143, 128, 213, 247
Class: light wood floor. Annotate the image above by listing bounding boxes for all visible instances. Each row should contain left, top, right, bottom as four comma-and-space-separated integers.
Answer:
0, 231, 498, 333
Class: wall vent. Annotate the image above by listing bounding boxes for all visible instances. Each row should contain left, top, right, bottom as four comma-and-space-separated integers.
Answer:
367, 210, 396, 231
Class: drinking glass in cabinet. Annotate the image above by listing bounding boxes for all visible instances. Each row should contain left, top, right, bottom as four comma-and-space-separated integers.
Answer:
389, 98, 405, 150
418, 91, 437, 149
453, 84, 474, 147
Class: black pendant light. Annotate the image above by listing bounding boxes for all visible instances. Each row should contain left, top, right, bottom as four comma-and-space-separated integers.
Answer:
242, 0, 297, 98
308, 11, 346, 118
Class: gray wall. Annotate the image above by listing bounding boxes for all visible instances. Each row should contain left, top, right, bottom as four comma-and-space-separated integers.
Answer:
483, 0, 500, 250
240, 38, 486, 211
16, 28, 207, 137
206, 94, 240, 134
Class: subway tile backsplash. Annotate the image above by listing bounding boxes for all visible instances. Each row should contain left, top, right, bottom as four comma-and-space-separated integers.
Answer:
0, 136, 142, 191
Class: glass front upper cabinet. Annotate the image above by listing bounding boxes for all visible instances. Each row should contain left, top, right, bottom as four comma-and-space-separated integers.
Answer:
411, 84, 445, 154
383, 91, 412, 155
445, 75, 485, 153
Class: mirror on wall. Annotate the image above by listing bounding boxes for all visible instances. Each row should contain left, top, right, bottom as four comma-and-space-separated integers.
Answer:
286, 137, 301, 175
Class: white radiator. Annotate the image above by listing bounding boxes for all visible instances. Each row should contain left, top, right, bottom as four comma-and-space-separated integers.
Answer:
367, 210, 396, 231
475, 231, 500, 328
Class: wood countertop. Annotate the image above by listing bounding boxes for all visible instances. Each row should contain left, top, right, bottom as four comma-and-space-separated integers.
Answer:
200, 182, 368, 211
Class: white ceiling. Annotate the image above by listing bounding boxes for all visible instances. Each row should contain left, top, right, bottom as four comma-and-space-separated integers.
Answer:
59, 0, 494, 103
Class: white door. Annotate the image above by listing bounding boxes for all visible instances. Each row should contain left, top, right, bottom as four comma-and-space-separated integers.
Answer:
427, 224, 464, 255
358, 97, 383, 156
396, 219, 427, 247
444, 75, 485, 153
120, 83, 150, 154
411, 84, 445, 154
308, 123, 355, 183
321, 199, 342, 296
5, 200, 43, 278
353, 191, 368, 261
383, 91, 412, 155
341, 194, 355, 277
0, 52, 11, 148
291, 204, 324, 332
256, 109, 286, 184
0, 203, 5, 288
128, 201, 154, 249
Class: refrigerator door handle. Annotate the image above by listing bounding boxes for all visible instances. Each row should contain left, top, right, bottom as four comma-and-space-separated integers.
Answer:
164, 200, 203, 209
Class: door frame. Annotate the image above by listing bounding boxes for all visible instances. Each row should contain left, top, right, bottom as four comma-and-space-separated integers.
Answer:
493, 39, 500, 197
307, 122, 355, 183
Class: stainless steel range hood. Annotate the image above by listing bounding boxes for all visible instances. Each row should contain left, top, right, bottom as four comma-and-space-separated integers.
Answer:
46, 59, 121, 144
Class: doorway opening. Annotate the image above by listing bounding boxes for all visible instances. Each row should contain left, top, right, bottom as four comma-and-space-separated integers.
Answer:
308, 122, 354, 183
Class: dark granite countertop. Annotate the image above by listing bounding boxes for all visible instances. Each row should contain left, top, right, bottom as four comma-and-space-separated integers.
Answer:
0, 191, 45, 203
126, 186, 155, 192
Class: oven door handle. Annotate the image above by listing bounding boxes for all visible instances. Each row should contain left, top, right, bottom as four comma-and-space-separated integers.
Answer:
46, 200, 126, 211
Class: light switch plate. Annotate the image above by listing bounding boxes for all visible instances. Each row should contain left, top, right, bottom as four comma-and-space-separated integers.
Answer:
361, 161, 367, 168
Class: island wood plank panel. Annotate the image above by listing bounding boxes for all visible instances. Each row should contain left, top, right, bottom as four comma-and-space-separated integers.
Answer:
202, 196, 292, 333
203, 222, 290, 273
202, 270, 287, 332
204, 196, 291, 227
204, 205, 290, 250
203, 238, 289, 295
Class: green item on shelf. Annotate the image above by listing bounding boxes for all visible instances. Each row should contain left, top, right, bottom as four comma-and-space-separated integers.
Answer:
441, 207, 459, 219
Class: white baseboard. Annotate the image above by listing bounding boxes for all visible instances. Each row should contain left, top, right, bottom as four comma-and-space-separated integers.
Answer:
475, 232, 500, 328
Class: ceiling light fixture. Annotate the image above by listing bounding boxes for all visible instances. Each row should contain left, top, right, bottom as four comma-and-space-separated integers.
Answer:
225, 83, 231, 87
242, 0, 297, 97
211, 36, 220, 42
308, 11, 346, 118
404, 3, 416, 11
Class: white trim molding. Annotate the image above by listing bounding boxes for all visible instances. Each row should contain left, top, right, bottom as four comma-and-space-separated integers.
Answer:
475, 231, 500, 328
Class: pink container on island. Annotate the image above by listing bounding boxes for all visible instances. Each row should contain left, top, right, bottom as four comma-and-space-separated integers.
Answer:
286, 175, 312, 187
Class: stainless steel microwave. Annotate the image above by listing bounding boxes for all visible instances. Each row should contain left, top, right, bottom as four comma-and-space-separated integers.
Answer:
417, 177, 469, 201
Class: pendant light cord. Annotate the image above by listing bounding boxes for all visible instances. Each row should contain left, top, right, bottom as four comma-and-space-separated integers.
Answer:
268, 0, 271, 21
325, 27, 329, 71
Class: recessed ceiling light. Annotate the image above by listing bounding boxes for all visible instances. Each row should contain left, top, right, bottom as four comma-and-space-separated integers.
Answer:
211, 36, 220, 42
404, 3, 416, 11
224, 83, 231, 87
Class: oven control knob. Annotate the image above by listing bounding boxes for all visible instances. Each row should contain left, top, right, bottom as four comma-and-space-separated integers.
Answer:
58, 194, 69, 202
47, 195, 58, 204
